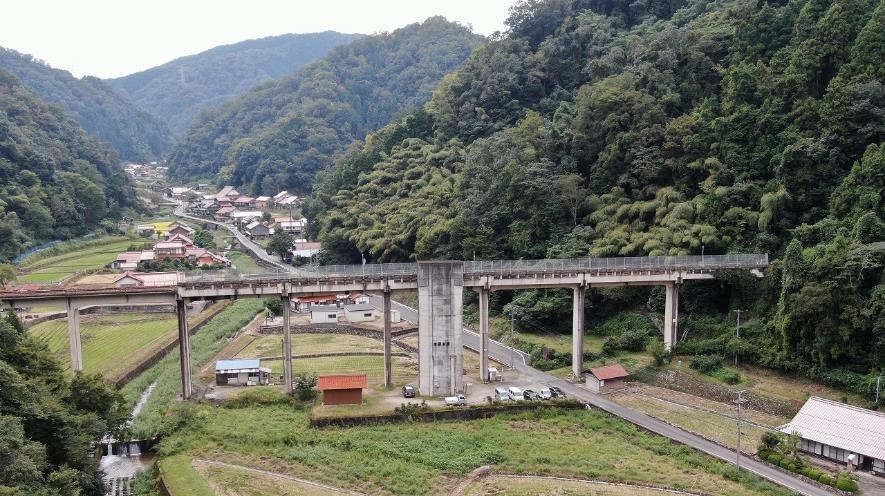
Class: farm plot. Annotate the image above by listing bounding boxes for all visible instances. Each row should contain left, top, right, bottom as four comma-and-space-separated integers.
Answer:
609, 385, 786, 454
17, 238, 136, 283
236, 334, 386, 358
261, 355, 418, 384
28, 313, 177, 379
462, 476, 698, 496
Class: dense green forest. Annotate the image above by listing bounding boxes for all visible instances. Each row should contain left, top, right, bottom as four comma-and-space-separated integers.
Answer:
166, 18, 485, 194
108, 31, 363, 136
0, 48, 173, 162
0, 311, 128, 495
0, 68, 138, 261
309, 0, 884, 392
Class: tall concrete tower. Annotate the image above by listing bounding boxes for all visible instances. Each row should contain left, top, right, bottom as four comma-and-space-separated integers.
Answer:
417, 261, 464, 396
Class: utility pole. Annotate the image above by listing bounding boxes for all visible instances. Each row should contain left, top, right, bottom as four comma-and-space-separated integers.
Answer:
734, 309, 743, 366
734, 390, 749, 470
877, 375, 882, 406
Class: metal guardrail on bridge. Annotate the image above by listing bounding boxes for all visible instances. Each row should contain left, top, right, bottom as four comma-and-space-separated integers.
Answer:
180, 254, 768, 284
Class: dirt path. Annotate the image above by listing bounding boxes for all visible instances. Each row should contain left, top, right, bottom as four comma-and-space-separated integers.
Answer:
192, 458, 363, 495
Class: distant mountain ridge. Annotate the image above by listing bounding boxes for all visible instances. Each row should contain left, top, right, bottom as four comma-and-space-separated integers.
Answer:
0, 47, 173, 162
108, 31, 364, 136
166, 17, 485, 195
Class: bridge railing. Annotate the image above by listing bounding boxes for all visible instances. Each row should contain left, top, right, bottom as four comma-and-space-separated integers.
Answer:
464, 254, 768, 274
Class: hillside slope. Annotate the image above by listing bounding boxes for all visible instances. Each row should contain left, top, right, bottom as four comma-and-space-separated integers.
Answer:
0, 48, 173, 162
309, 0, 884, 387
109, 31, 363, 136
166, 17, 485, 194
0, 69, 137, 261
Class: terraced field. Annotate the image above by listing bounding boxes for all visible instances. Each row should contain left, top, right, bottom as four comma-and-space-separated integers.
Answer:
260, 355, 418, 384
28, 313, 178, 378
236, 334, 385, 358
17, 238, 136, 283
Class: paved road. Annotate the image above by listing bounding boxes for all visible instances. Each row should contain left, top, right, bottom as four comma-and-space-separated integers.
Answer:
173, 203, 294, 272
368, 295, 827, 496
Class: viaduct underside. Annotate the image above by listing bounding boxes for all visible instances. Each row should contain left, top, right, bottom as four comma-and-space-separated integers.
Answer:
1, 255, 767, 398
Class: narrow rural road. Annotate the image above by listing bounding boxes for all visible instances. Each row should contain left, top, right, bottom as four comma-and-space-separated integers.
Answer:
368, 295, 829, 496
173, 203, 294, 272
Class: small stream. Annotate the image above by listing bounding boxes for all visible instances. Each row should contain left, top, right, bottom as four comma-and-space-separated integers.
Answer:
99, 382, 157, 496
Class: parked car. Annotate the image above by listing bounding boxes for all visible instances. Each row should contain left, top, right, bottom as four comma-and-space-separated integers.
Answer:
402, 384, 415, 398
445, 394, 467, 406
507, 386, 525, 401
549, 386, 567, 398
494, 387, 510, 401
538, 387, 553, 400
523, 389, 541, 401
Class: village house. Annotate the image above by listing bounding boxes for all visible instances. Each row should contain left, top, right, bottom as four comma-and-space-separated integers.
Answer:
234, 196, 254, 208
113, 271, 179, 288
216, 186, 240, 200
215, 206, 237, 221
585, 364, 630, 393
277, 218, 307, 235
232, 211, 263, 226
111, 251, 155, 270
272, 191, 291, 205
186, 248, 230, 267
245, 221, 272, 238
154, 241, 187, 259
253, 196, 271, 209
343, 303, 378, 323
780, 396, 885, 476
214, 359, 271, 386
277, 195, 300, 207
167, 223, 194, 238
170, 186, 191, 197
136, 224, 155, 237
291, 241, 321, 259
166, 233, 195, 247
317, 374, 367, 405
310, 304, 340, 324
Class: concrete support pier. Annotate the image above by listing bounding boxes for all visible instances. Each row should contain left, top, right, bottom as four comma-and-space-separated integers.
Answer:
382, 290, 392, 388
417, 261, 464, 396
66, 299, 83, 372
664, 282, 680, 350
572, 285, 585, 378
176, 298, 192, 399
478, 287, 490, 382
281, 293, 293, 394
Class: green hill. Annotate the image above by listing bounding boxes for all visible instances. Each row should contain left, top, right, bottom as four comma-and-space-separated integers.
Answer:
0, 47, 173, 162
166, 17, 485, 194
309, 0, 884, 387
108, 31, 363, 136
0, 68, 138, 261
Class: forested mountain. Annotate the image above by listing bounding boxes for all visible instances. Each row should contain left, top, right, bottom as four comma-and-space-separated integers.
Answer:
166, 17, 485, 194
310, 0, 884, 390
109, 31, 363, 136
0, 48, 173, 162
0, 69, 138, 261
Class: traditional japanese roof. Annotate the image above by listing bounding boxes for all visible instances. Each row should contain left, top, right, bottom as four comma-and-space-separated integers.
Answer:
115, 252, 145, 263
215, 206, 237, 215
154, 241, 186, 250
273, 191, 290, 200
317, 374, 368, 390
234, 196, 254, 204
113, 271, 179, 286
254, 196, 271, 202
588, 364, 629, 380
780, 396, 885, 460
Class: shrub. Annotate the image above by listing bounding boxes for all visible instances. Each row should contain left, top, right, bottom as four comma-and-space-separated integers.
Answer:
760, 431, 782, 450
618, 328, 649, 352
226, 388, 293, 408
818, 475, 834, 486
294, 372, 318, 401
835, 473, 859, 492
264, 298, 282, 316
602, 337, 620, 356
690, 354, 723, 374
648, 339, 670, 366
394, 400, 430, 415
767, 453, 783, 465
711, 368, 742, 384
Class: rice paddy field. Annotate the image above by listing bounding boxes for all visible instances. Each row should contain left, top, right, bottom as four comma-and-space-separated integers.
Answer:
236, 334, 386, 358
17, 238, 136, 283
156, 390, 795, 496
260, 355, 418, 384
28, 313, 178, 379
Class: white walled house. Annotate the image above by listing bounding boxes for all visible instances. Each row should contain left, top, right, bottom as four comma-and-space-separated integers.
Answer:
310, 305, 340, 324
344, 303, 378, 323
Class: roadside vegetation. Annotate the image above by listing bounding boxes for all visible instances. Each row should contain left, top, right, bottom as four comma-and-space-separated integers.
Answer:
122, 299, 265, 438
16, 237, 136, 283
155, 389, 795, 496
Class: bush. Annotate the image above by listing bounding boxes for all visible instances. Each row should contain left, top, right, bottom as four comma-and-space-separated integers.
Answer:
759, 431, 782, 450
226, 388, 293, 408
818, 475, 834, 486
690, 354, 723, 374
835, 473, 859, 492
394, 400, 430, 415
618, 328, 649, 352
602, 337, 620, 356
294, 372, 318, 401
648, 339, 670, 366
264, 298, 282, 316
767, 453, 783, 465
711, 368, 742, 384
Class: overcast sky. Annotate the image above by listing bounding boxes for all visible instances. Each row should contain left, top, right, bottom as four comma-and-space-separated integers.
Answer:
2, 0, 519, 79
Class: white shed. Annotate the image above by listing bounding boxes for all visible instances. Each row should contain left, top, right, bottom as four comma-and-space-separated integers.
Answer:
344, 303, 377, 323
310, 305, 339, 324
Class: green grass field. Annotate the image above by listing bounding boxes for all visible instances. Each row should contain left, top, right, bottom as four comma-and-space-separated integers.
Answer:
158, 395, 795, 496
17, 238, 136, 283
237, 334, 384, 358
228, 251, 262, 272
261, 355, 417, 383
28, 313, 178, 378
193, 460, 349, 496
463, 476, 698, 495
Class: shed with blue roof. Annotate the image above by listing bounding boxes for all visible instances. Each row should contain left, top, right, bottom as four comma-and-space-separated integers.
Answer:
215, 359, 271, 386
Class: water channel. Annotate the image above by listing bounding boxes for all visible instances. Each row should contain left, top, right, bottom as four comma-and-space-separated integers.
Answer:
99, 382, 156, 496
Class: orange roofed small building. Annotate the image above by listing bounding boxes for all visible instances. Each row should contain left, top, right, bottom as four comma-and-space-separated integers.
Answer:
585, 363, 629, 393
317, 374, 368, 405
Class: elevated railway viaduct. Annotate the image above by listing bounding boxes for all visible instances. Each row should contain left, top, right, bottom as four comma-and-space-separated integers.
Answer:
1, 254, 767, 398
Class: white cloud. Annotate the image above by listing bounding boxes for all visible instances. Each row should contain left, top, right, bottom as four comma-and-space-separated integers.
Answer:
0, 0, 518, 79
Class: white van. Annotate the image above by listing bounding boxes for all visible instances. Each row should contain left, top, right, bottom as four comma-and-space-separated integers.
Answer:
507, 386, 524, 401
494, 387, 510, 401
